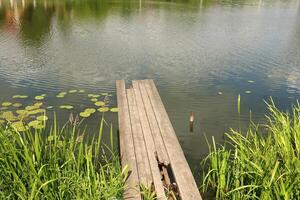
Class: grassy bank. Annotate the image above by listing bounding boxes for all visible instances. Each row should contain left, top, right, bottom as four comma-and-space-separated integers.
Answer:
201, 101, 300, 199
0, 116, 126, 199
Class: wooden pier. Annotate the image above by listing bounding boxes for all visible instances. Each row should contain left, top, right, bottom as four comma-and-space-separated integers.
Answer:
116, 79, 202, 200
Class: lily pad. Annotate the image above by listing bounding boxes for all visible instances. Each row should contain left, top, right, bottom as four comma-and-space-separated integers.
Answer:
85, 108, 96, 114
47, 106, 54, 109
16, 110, 28, 115
88, 94, 100, 98
91, 98, 98, 102
101, 93, 108, 96
0, 111, 17, 121
79, 89, 85, 93
59, 105, 73, 110
80, 112, 90, 118
12, 95, 28, 99
110, 108, 119, 113
34, 102, 43, 107
245, 91, 252, 94
11, 121, 28, 132
56, 92, 67, 98
28, 120, 45, 129
2, 102, 12, 107
248, 80, 255, 83
35, 96, 44, 100
69, 90, 77, 93
95, 101, 105, 107
37, 115, 48, 121
28, 109, 46, 115
25, 105, 36, 111
41, 94, 47, 97
13, 103, 22, 108
98, 107, 109, 112
28, 120, 40, 127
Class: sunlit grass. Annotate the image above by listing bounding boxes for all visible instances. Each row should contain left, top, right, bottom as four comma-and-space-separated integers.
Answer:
201, 100, 300, 199
0, 115, 126, 199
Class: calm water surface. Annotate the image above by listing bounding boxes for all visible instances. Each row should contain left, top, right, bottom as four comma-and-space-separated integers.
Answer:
1, 0, 300, 173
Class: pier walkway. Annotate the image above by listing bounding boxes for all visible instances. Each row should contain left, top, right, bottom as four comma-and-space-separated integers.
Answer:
116, 80, 202, 200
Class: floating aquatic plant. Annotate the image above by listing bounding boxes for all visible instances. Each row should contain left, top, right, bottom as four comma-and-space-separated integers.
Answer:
0, 111, 16, 121
37, 115, 48, 121
11, 121, 28, 132
110, 108, 119, 113
16, 110, 28, 115
88, 94, 100, 98
245, 91, 252, 94
28, 120, 40, 127
79, 108, 96, 118
79, 112, 90, 118
41, 94, 47, 97
56, 92, 67, 98
28, 109, 45, 115
28, 120, 45, 129
47, 106, 54, 109
69, 90, 78, 93
95, 101, 105, 107
85, 108, 96, 114
91, 98, 98, 102
35, 95, 44, 100
12, 103, 22, 108
2, 102, 12, 107
248, 80, 255, 83
79, 89, 85, 93
25, 105, 36, 111
98, 107, 109, 112
34, 102, 43, 107
59, 105, 74, 110
12, 95, 28, 99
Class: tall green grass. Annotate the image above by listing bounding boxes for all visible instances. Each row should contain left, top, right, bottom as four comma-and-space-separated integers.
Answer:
0, 115, 127, 199
201, 100, 300, 200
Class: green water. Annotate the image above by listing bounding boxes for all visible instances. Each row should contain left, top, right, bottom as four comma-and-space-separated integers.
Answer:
0, 0, 300, 173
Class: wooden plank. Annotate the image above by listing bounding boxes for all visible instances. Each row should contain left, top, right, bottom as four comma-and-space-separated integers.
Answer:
127, 88, 152, 187
142, 79, 202, 200
132, 80, 167, 200
116, 80, 141, 200
137, 81, 170, 166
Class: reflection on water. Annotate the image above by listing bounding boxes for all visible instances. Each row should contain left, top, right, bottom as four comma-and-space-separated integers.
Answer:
0, 0, 300, 171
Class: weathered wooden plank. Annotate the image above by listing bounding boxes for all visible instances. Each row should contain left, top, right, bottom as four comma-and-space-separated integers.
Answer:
132, 80, 167, 200
116, 80, 141, 200
142, 79, 202, 200
137, 81, 170, 166
127, 88, 152, 187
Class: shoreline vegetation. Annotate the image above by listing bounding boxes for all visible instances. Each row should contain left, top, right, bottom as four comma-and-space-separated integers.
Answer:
0, 116, 126, 199
201, 100, 300, 199
1, 101, 300, 199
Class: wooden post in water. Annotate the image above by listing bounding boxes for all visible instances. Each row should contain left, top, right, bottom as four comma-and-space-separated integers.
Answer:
189, 111, 195, 132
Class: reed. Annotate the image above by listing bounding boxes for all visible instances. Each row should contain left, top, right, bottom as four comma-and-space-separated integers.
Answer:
201, 100, 300, 200
0, 115, 126, 199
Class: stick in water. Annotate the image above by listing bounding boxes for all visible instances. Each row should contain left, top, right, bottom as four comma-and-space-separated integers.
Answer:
189, 111, 195, 132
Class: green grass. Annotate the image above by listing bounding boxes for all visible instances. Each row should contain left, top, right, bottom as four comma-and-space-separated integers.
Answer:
0, 115, 127, 199
201, 100, 300, 199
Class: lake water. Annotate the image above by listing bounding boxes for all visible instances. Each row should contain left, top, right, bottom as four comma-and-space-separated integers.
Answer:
1, 0, 300, 173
